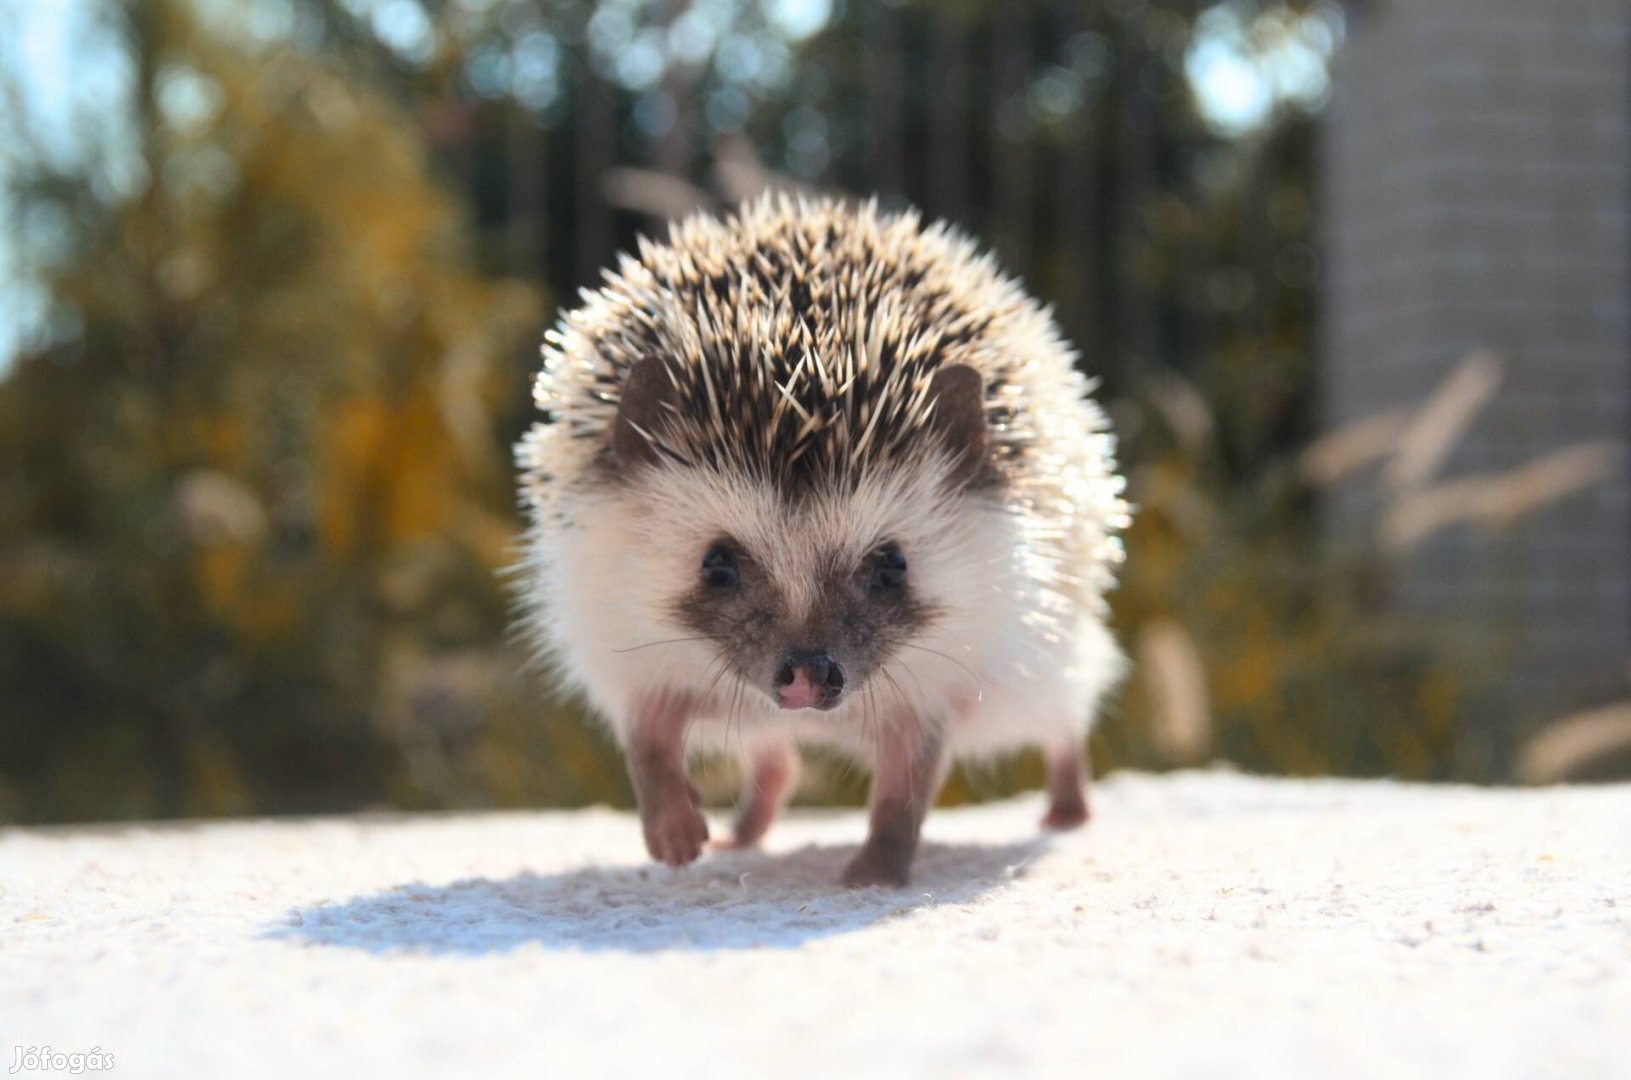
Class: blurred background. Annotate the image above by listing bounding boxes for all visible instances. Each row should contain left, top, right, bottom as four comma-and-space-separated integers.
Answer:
1, 0, 1626, 825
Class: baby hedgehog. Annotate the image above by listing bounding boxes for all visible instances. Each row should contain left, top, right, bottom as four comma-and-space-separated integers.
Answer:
515, 195, 1129, 887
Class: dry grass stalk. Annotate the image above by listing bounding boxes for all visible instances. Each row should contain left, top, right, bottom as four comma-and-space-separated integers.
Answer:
1383, 349, 1504, 492
1380, 440, 1623, 551
1138, 619, 1212, 763
1297, 405, 1411, 488
1517, 702, 1631, 784
712, 134, 802, 203
602, 167, 713, 220
175, 470, 267, 545
1127, 464, 1217, 541
1148, 373, 1215, 452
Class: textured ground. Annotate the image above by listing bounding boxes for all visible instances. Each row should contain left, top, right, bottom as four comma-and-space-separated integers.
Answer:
2, 771, 1627, 1079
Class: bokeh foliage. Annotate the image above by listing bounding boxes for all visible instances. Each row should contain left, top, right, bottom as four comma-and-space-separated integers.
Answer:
0, 0, 1491, 825
0, 0, 556, 820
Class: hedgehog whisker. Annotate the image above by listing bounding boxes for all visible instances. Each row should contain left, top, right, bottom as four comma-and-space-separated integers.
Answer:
681, 707, 698, 763
887, 654, 927, 701
867, 682, 878, 749
726, 672, 747, 774
923, 623, 977, 654
898, 643, 985, 702
834, 745, 857, 792
734, 674, 750, 771
878, 665, 912, 715
700, 652, 736, 708
857, 683, 869, 748
610, 636, 710, 654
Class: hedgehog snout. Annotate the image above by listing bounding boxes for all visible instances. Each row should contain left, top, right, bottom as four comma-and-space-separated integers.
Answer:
773, 648, 846, 711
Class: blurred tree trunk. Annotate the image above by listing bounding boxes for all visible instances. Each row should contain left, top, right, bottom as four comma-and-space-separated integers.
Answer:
927, 10, 970, 223
576, 69, 616, 286
866, 3, 905, 197
1053, 0, 1099, 368
991, 6, 1031, 268
507, 108, 547, 277
654, 0, 694, 180
1114, 15, 1159, 376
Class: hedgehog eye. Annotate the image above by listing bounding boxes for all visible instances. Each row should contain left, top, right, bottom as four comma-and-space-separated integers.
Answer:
870, 544, 907, 591
701, 543, 739, 588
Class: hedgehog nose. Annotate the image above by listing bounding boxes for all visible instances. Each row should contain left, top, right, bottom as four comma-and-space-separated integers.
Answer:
774, 650, 845, 710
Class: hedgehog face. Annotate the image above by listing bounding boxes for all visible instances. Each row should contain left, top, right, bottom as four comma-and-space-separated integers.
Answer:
606, 353, 989, 716
614, 459, 965, 718
632, 464, 943, 713
669, 531, 933, 712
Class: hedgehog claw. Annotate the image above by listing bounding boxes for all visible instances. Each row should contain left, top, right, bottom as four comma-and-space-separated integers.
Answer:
642, 795, 708, 866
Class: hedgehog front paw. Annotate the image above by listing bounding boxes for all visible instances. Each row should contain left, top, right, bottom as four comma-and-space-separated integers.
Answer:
841, 837, 914, 888
641, 789, 709, 867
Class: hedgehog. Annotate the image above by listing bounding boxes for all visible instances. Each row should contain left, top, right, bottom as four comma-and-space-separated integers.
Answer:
514, 194, 1130, 887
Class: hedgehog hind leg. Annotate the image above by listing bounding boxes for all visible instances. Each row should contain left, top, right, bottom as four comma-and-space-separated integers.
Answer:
1041, 738, 1091, 831
715, 740, 800, 850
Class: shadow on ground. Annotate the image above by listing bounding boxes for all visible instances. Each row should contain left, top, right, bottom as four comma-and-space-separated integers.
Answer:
269, 837, 1048, 954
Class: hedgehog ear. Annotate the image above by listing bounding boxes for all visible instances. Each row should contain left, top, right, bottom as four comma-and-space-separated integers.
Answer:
926, 364, 988, 489
614, 357, 679, 473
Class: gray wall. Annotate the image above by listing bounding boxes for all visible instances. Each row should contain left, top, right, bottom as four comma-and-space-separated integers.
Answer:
1323, 0, 1630, 734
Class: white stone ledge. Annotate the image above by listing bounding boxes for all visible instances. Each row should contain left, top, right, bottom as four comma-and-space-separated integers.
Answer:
2, 771, 1627, 1079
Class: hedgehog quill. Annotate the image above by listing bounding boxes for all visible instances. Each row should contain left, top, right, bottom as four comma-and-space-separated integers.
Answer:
514, 196, 1130, 887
